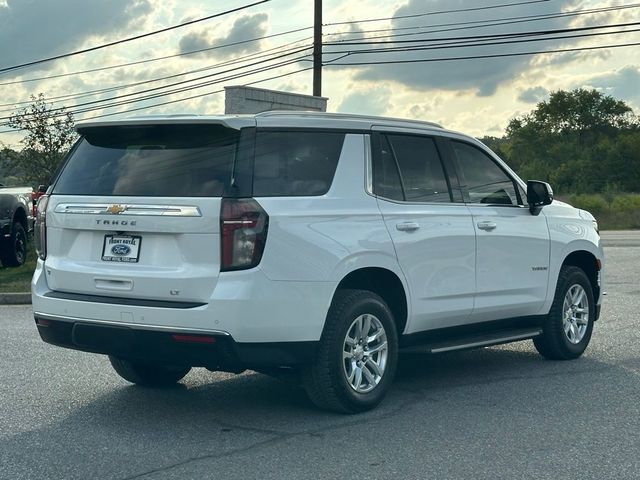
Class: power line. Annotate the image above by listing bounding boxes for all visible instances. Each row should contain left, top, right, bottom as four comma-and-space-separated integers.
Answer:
0, 51, 312, 122
0, 0, 271, 75
0, 67, 312, 134
324, 27, 640, 56
323, 3, 640, 43
78, 67, 313, 123
323, 21, 640, 46
0, 40, 312, 111
324, 0, 553, 26
323, 39, 640, 66
1, 54, 312, 124
8, 12, 628, 112
0, 26, 312, 87
0, 1, 560, 86
64, 58, 308, 117
6, 22, 640, 119
9, 22, 636, 126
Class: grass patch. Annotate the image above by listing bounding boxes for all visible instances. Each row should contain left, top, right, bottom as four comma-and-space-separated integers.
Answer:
0, 241, 36, 293
563, 193, 640, 230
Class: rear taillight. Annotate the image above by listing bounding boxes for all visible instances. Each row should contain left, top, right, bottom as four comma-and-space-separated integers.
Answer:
220, 198, 268, 271
34, 195, 49, 260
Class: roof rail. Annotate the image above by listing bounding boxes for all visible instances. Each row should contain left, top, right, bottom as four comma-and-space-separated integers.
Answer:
255, 110, 443, 129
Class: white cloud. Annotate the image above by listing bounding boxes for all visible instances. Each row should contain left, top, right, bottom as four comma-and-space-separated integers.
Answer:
518, 86, 549, 103
337, 85, 392, 115
178, 13, 269, 59
350, 0, 578, 96
581, 65, 640, 111
0, 0, 153, 75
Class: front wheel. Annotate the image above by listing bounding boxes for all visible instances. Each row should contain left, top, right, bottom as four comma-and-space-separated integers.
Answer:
534, 266, 595, 360
109, 356, 191, 386
303, 289, 398, 413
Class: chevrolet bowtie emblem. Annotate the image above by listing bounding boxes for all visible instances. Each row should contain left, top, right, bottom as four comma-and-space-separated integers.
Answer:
106, 204, 127, 214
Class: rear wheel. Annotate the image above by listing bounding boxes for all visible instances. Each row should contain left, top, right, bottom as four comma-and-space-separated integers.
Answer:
534, 266, 595, 360
109, 356, 191, 386
303, 289, 398, 413
0, 221, 27, 267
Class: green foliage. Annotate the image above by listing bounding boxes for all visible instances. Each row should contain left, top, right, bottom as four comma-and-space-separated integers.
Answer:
6, 94, 77, 187
483, 88, 640, 196
564, 193, 640, 230
507, 88, 634, 136
0, 240, 36, 292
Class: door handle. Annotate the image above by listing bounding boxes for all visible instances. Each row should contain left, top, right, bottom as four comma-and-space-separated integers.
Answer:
477, 221, 497, 231
396, 222, 420, 232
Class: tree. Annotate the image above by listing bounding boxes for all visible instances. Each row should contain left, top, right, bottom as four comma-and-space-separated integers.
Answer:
496, 88, 640, 194
0, 147, 21, 185
507, 88, 636, 136
7, 94, 77, 186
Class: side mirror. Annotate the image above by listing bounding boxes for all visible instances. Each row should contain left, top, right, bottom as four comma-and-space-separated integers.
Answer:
527, 180, 553, 214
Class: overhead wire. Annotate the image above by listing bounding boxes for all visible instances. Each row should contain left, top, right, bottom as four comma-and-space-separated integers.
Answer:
1, 0, 626, 106
0, 26, 313, 87
324, 0, 553, 26
0, 66, 312, 134
2, 0, 637, 135
0, 39, 313, 111
0, 50, 312, 122
323, 3, 640, 43
0, 0, 271, 75
323, 40, 640, 66
323, 27, 640, 58
322, 21, 640, 46
5, 11, 633, 112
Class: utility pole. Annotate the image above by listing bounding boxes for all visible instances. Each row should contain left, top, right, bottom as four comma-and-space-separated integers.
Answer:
313, 0, 322, 97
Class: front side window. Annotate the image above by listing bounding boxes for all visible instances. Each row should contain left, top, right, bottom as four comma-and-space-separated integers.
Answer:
452, 141, 520, 206
373, 133, 452, 203
252, 131, 345, 197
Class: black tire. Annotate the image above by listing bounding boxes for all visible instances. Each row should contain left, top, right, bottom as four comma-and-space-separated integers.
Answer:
0, 221, 27, 267
302, 289, 398, 414
534, 265, 595, 360
109, 356, 191, 387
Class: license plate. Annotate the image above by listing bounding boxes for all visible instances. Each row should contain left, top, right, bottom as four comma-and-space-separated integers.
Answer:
102, 235, 142, 263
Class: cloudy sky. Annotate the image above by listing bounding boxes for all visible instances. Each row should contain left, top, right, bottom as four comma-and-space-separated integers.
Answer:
0, 0, 639, 147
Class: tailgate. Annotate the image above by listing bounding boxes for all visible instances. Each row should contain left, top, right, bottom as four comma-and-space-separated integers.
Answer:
44, 196, 221, 303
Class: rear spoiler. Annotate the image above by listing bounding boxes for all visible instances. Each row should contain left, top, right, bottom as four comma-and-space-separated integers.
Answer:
75, 116, 256, 132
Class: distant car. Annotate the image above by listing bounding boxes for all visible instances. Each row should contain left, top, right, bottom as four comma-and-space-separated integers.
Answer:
0, 186, 33, 267
32, 112, 604, 412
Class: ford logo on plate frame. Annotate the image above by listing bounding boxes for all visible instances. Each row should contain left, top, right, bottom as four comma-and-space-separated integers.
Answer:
111, 244, 131, 256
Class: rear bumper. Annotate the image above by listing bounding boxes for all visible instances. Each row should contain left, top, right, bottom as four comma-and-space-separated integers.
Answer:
35, 314, 317, 371
32, 259, 335, 343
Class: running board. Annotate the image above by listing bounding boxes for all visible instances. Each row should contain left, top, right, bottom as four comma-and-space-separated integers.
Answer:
400, 328, 543, 354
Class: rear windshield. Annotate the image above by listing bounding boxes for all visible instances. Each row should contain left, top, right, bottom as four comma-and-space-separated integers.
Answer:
53, 124, 239, 197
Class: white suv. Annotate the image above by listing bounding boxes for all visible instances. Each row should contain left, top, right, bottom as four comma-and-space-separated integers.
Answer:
32, 112, 604, 413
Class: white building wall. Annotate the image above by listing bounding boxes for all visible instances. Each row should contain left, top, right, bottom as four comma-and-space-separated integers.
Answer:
225, 86, 327, 114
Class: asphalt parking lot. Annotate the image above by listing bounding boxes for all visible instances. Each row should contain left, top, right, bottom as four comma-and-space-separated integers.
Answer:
1, 232, 639, 480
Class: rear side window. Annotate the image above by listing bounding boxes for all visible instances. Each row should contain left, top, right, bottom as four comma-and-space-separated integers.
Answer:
373, 133, 452, 203
373, 135, 404, 201
54, 124, 239, 197
252, 131, 345, 197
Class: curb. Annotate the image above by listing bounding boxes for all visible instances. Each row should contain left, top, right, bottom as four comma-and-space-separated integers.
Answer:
0, 293, 31, 305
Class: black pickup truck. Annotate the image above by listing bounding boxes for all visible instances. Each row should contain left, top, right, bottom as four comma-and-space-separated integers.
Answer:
0, 186, 33, 267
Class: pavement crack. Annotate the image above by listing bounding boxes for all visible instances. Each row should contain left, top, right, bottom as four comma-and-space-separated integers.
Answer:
118, 393, 425, 480
119, 433, 294, 480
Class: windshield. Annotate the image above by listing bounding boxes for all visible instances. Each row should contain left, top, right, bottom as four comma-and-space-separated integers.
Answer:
53, 124, 240, 197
